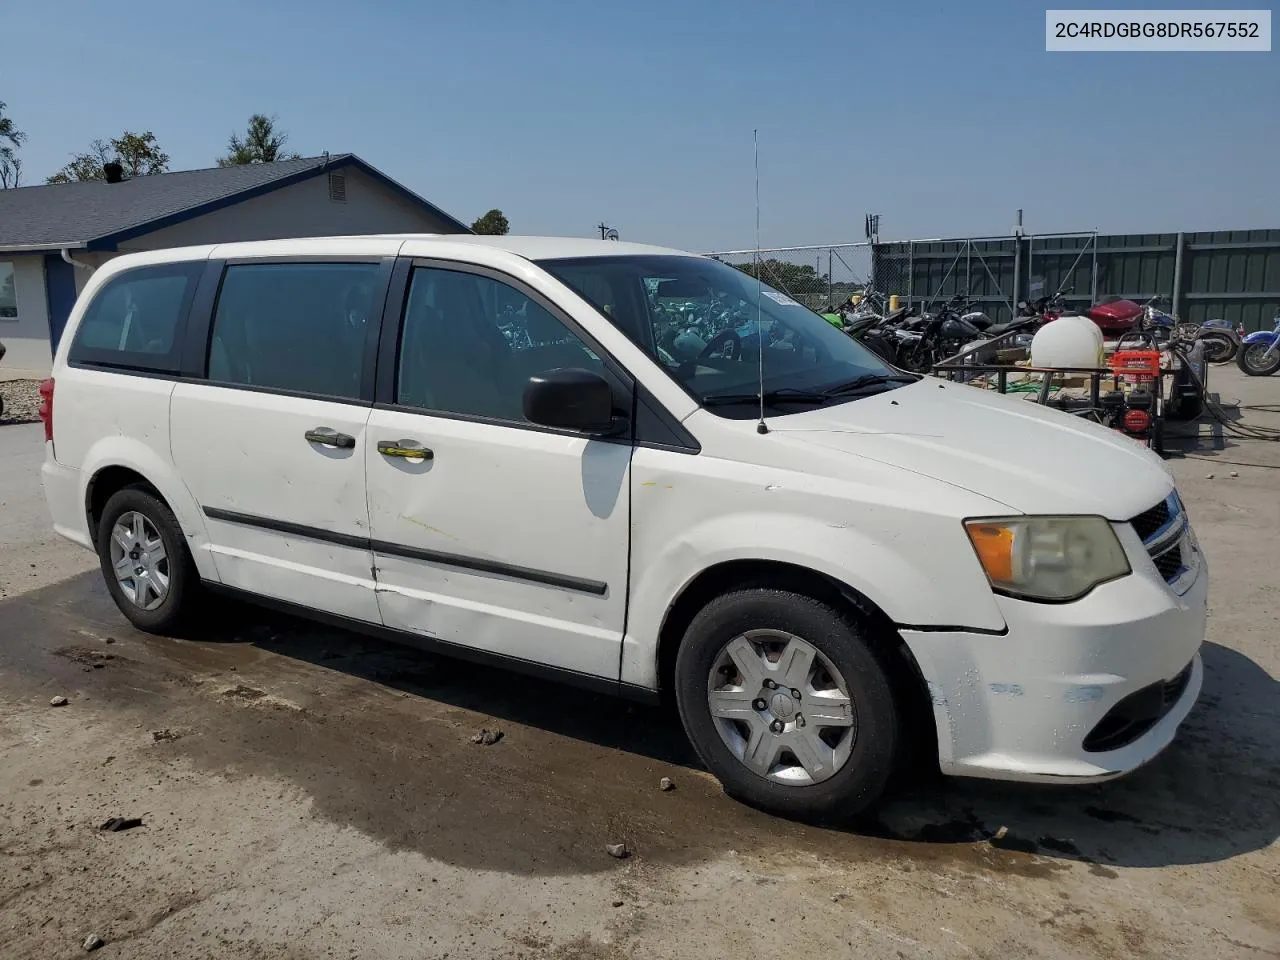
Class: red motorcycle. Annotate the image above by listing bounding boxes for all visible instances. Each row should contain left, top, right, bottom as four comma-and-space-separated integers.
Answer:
1084, 296, 1146, 335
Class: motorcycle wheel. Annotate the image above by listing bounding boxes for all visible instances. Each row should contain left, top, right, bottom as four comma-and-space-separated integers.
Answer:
1197, 330, 1238, 364
1237, 342, 1280, 377
899, 349, 934, 374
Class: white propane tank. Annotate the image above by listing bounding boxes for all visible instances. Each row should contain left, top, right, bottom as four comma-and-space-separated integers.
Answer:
1030, 315, 1104, 369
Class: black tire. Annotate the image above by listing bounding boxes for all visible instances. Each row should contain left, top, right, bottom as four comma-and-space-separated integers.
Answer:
674, 589, 900, 821
1198, 331, 1237, 364
1151, 410, 1165, 455
1237, 341, 1280, 377
96, 485, 199, 634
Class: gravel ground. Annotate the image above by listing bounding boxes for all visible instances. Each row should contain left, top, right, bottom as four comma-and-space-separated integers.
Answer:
0, 379, 41, 425
0, 367, 1276, 959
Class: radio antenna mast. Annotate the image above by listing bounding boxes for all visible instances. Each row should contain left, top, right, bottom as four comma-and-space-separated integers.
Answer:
754, 129, 767, 435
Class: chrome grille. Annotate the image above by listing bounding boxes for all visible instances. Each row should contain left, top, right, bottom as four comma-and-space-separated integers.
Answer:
1131, 492, 1194, 590
1152, 543, 1183, 581
1129, 499, 1172, 542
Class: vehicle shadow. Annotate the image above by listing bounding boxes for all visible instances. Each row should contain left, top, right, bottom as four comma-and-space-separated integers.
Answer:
859, 640, 1280, 871
1163, 391, 1243, 457
189, 598, 1278, 871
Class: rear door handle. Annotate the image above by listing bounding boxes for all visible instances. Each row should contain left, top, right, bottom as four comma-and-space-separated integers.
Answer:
377, 439, 434, 460
304, 427, 356, 449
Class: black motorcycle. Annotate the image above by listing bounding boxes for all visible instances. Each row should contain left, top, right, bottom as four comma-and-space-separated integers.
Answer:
844, 304, 916, 365
891, 296, 989, 372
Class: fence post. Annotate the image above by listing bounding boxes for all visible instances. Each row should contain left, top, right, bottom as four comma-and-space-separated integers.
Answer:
1011, 236, 1021, 314
828, 249, 833, 309
1090, 234, 1098, 304
907, 242, 914, 305
1171, 231, 1185, 319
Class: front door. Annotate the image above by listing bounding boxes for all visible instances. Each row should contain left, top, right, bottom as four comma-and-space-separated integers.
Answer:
171, 260, 387, 623
43, 253, 80, 351
365, 263, 632, 679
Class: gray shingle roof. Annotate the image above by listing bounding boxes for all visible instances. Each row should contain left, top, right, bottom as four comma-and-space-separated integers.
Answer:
0, 154, 468, 252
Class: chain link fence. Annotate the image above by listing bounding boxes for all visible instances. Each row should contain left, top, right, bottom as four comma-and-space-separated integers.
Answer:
704, 243, 911, 315
709, 229, 1280, 330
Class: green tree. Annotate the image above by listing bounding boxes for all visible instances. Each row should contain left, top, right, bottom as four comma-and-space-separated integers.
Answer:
0, 100, 26, 188
217, 114, 301, 166
47, 131, 170, 183
471, 209, 510, 235
731, 258, 827, 294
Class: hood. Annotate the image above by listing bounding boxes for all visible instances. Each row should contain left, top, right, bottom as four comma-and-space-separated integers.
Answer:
768, 379, 1173, 519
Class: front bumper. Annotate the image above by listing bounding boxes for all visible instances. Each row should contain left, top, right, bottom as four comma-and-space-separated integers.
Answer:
901, 527, 1208, 783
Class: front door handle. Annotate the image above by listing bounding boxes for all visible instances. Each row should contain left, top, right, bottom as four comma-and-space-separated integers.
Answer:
377, 439, 434, 461
304, 427, 356, 449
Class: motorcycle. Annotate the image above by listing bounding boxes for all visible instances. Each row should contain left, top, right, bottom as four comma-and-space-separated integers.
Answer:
1122, 298, 1239, 365
1237, 312, 1280, 377
1194, 318, 1241, 363
1082, 296, 1145, 335
844, 308, 913, 364
893, 296, 989, 373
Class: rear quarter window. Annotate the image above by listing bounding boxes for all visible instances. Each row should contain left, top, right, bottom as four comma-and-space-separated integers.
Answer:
68, 261, 203, 373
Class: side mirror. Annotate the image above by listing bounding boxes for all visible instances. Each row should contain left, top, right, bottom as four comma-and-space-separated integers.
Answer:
523, 368, 620, 435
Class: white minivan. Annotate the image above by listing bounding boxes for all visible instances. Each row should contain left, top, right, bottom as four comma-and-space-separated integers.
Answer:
41, 235, 1207, 818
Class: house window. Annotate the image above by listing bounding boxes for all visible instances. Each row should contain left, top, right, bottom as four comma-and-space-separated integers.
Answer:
0, 261, 16, 320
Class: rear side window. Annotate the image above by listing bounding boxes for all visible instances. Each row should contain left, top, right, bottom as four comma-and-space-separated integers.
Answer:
207, 262, 382, 400
69, 262, 202, 372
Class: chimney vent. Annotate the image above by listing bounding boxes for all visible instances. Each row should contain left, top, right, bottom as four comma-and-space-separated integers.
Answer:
103, 162, 124, 184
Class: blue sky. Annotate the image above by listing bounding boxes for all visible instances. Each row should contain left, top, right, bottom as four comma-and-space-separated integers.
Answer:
3, 0, 1276, 250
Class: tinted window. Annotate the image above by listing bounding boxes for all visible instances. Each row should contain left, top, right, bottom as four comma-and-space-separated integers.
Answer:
397, 267, 607, 423
69, 262, 201, 371
539, 255, 901, 417
208, 262, 381, 400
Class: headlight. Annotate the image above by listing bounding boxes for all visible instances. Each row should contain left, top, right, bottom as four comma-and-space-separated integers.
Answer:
964, 516, 1130, 602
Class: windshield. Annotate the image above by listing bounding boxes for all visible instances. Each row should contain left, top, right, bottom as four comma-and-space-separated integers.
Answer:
537, 255, 903, 416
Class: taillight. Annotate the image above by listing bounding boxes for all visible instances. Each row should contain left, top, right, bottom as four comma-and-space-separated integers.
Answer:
1123, 409, 1152, 434
38, 378, 54, 442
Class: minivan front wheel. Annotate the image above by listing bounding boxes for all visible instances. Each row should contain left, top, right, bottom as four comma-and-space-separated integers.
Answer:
675, 589, 900, 820
97, 486, 198, 633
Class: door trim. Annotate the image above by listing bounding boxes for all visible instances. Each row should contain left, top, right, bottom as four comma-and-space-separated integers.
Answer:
202, 506, 609, 596
204, 506, 368, 549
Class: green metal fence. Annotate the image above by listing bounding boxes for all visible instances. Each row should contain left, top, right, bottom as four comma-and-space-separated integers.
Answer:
871, 229, 1280, 331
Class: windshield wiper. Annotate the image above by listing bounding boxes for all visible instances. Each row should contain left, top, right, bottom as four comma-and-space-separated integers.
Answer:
702, 387, 831, 407
822, 373, 919, 397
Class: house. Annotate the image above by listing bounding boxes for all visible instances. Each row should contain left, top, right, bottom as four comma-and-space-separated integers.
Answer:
0, 154, 471, 377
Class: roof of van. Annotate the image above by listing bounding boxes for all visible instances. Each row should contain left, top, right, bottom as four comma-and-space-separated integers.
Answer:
182, 234, 699, 262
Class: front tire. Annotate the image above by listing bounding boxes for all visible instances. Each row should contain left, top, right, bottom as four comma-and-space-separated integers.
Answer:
1237, 341, 1280, 377
674, 589, 900, 821
96, 486, 199, 633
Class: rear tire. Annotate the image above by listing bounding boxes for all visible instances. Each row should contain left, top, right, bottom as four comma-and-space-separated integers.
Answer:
674, 589, 900, 821
1197, 331, 1237, 364
96, 485, 199, 634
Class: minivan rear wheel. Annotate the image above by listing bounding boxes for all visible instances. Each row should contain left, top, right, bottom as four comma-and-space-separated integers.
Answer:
674, 589, 900, 821
96, 486, 199, 633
